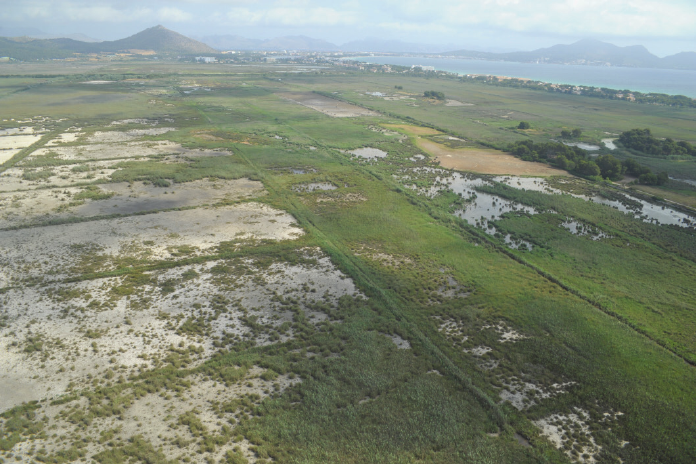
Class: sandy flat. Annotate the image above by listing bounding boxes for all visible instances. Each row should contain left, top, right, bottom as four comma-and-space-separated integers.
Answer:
0, 149, 20, 164
417, 139, 570, 176
278, 92, 379, 118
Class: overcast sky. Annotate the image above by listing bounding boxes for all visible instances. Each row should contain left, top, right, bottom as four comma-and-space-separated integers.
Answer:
2, 0, 695, 55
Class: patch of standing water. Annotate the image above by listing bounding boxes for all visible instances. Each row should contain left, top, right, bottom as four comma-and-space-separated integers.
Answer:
562, 142, 601, 151
493, 176, 696, 229
414, 171, 537, 250
670, 177, 696, 187
349, 147, 388, 159
293, 182, 337, 192
602, 139, 617, 150
561, 220, 612, 240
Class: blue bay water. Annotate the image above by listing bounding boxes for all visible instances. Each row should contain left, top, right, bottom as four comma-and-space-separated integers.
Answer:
354, 56, 696, 98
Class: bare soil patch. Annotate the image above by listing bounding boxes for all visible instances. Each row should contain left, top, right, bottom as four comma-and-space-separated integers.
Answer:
278, 92, 379, 118
24, 141, 231, 162
0, 251, 356, 412
0, 149, 20, 165
418, 139, 570, 176
0, 158, 153, 192
0, 178, 264, 228
0, 202, 303, 286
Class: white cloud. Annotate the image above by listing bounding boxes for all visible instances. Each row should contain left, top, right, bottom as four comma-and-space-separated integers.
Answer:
226, 6, 358, 26
156, 7, 192, 22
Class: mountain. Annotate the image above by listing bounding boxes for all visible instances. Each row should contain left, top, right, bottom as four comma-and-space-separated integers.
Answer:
0, 26, 101, 43
0, 25, 215, 60
97, 26, 215, 54
661, 52, 696, 70
197, 34, 460, 54
197, 35, 339, 51
443, 39, 696, 70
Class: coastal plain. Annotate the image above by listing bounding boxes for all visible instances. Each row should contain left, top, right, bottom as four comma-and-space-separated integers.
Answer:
0, 61, 695, 464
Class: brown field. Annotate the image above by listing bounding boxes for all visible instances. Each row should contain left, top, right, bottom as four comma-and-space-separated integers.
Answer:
278, 92, 379, 118
417, 138, 571, 176
383, 124, 442, 135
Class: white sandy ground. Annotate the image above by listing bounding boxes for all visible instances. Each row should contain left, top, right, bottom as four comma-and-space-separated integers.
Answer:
533, 408, 626, 463
6, 369, 298, 463
498, 380, 576, 410
110, 119, 163, 126
0, 202, 304, 287
0, 178, 265, 227
84, 128, 176, 144
44, 132, 84, 146
436, 315, 626, 460
0, 149, 20, 164
0, 252, 359, 413
23, 140, 230, 163
0, 134, 43, 149
436, 317, 573, 407
445, 100, 474, 107
0, 127, 42, 136
0, 158, 153, 192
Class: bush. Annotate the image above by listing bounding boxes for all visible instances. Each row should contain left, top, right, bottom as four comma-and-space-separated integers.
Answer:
423, 90, 445, 100
518, 121, 530, 130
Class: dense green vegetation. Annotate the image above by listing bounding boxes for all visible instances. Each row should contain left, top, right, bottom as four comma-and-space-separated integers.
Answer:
424, 90, 446, 100
506, 140, 669, 184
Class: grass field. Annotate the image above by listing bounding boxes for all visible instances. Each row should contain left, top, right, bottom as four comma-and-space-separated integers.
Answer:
0, 61, 695, 464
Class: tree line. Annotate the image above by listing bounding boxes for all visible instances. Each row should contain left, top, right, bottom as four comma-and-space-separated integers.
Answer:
507, 140, 669, 185
618, 128, 696, 158
464, 75, 696, 108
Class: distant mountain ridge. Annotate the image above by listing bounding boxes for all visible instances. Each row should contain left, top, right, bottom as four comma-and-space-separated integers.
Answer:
195, 35, 465, 54
196, 35, 339, 52
443, 39, 696, 70
0, 26, 215, 59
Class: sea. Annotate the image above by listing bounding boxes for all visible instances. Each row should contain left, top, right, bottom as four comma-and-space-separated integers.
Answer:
353, 56, 696, 98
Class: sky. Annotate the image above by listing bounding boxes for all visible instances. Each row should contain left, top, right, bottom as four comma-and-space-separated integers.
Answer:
2, 0, 695, 56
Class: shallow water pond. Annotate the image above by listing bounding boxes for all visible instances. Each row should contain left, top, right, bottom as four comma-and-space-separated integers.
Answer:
350, 147, 388, 159
293, 182, 337, 192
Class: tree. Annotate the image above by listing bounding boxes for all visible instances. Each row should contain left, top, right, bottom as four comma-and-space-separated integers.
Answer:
575, 159, 601, 177
518, 121, 530, 130
561, 130, 571, 138
572, 128, 582, 138
596, 154, 624, 180
424, 90, 445, 100
622, 158, 651, 177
